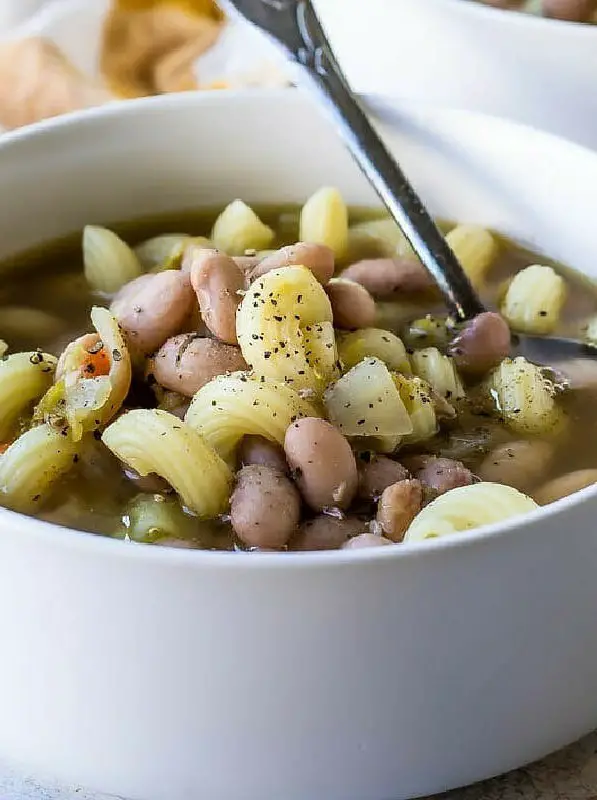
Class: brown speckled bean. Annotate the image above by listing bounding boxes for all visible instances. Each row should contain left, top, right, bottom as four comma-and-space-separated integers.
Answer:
239, 435, 289, 474
341, 257, 433, 297
251, 242, 335, 285
358, 455, 410, 501
186, 247, 244, 345
376, 479, 423, 542
534, 469, 597, 505
478, 440, 554, 493
326, 278, 376, 330
341, 532, 393, 549
543, 0, 596, 21
148, 334, 247, 397
448, 312, 511, 376
290, 515, 366, 551
111, 270, 194, 356
233, 256, 260, 276
231, 465, 301, 549
406, 456, 474, 496
284, 417, 358, 511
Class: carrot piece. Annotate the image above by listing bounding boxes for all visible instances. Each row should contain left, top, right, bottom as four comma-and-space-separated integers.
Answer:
80, 345, 111, 377
0, 442, 10, 455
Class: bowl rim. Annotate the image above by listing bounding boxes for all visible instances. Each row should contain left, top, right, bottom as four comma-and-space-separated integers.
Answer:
436, 0, 597, 34
1, 87, 597, 568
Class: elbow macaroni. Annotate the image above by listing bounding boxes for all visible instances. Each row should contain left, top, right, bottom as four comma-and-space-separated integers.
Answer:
237, 265, 338, 392
211, 200, 274, 255
0, 351, 57, 440
300, 187, 348, 258
0, 423, 79, 513
404, 482, 538, 541
83, 225, 142, 293
501, 264, 566, 335
102, 409, 232, 518
185, 372, 318, 461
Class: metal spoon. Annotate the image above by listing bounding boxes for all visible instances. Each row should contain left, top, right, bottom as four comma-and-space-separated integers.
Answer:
217, 0, 597, 366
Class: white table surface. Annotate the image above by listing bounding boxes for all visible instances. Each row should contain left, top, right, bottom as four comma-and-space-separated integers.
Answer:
3, 730, 597, 800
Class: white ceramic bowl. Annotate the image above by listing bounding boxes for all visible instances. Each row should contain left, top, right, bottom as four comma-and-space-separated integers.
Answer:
2, 89, 597, 800
313, 0, 597, 151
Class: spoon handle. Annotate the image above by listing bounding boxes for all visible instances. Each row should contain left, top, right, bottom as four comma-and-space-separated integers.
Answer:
287, 1, 485, 321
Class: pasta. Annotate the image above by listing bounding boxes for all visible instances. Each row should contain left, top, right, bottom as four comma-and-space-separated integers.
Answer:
299, 187, 348, 258
337, 328, 411, 374
211, 200, 274, 255
393, 373, 438, 443
485, 356, 563, 435
0, 423, 79, 513
501, 264, 566, 335
102, 409, 232, 518
404, 482, 539, 542
0, 340, 6, 357
134, 233, 192, 271
346, 218, 415, 260
236, 265, 338, 392
0, 350, 57, 441
50, 306, 132, 442
184, 372, 318, 461
410, 347, 465, 401
445, 224, 498, 288
324, 357, 413, 438
83, 225, 142, 293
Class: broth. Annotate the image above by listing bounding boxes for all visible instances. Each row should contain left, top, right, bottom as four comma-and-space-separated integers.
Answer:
1, 198, 596, 551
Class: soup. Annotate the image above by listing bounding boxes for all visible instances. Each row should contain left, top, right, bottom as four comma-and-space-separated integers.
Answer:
474, 0, 597, 22
1, 187, 596, 551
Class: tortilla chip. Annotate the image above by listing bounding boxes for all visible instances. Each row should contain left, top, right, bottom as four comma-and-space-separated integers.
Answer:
0, 37, 112, 130
101, 3, 222, 98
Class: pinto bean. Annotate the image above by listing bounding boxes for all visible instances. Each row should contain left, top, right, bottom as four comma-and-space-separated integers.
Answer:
405, 456, 474, 496
534, 469, 597, 505
448, 312, 511, 376
250, 242, 335, 285
186, 247, 244, 345
542, 0, 596, 21
233, 256, 260, 275
111, 270, 194, 356
340, 257, 433, 298
148, 334, 247, 397
290, 515, 366, 551
376, 479, 423, 542
326, 278, 376, 330
478, 440, 554, 492
239, 435, 288, 474
358, 455, 410, 501
342, 532, 393, 549
284, 417, 358, 511
230, 465, 301, 549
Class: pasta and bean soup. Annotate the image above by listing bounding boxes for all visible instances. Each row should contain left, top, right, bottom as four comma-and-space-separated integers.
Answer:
1, 187, 596, 551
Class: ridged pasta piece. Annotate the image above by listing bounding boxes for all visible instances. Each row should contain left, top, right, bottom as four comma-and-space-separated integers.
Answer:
393, 373, 438, 443
410, 347, 465, 401
324, 357, 413, 438
485, 356, 563, 435
445, 224, 498, 288
184, 372, 318, 461
0, 340, 6, 357
404, 482, 538, 542
102, 409, 232, 518
300, 187, 348, 258
83, 225, 142, 293
53, 306, 132, 442
0, 351, 57, 440
236, 265, 338, 392
211, 200, 274, 255
501, 264, 566, 335
0, 423, 79, 513
337, 328, 411, 374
